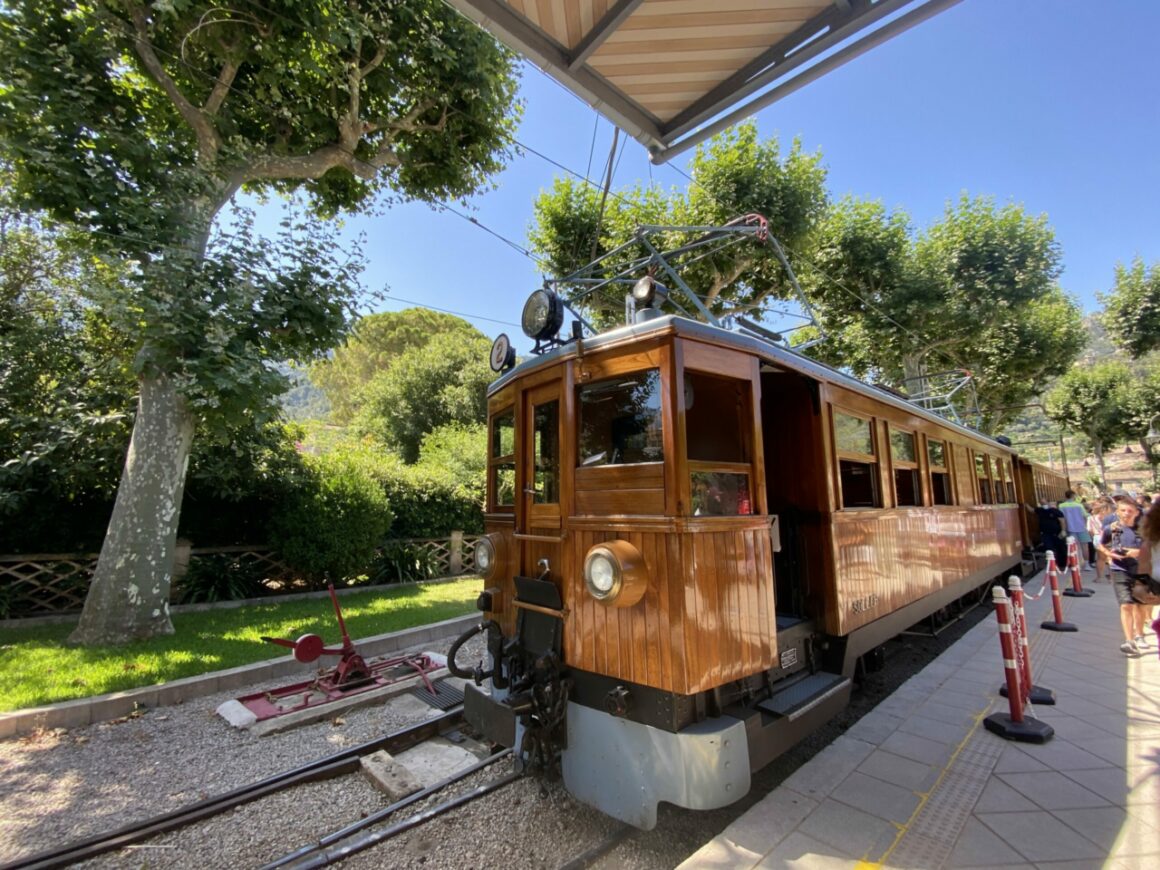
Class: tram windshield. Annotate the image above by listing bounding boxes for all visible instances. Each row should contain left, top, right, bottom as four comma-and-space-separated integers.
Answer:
578, 369, 664, 466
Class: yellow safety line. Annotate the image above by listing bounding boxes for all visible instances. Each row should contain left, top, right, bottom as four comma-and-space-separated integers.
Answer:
853, 696, 992, 870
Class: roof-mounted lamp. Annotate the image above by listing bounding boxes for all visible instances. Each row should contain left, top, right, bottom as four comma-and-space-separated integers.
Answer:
521, 288, 565, 343
631, 275, 668, 308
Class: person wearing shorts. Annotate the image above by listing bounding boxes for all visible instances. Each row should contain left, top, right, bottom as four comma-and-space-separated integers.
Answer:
1098, 497, 1150, 656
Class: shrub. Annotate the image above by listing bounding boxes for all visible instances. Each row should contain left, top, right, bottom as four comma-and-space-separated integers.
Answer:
352, 331, 494, 462
418, 423, 487, 482
369, 540, 443, 584
268, 449, 393, 585
372, 454, 484, 538
176, 554, 268, 604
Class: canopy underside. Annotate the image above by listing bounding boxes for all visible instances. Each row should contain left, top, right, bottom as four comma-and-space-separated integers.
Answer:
445, 0, 961, 162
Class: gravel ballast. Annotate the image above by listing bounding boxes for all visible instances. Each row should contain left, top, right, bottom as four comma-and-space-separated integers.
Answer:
1, 607, 991, 869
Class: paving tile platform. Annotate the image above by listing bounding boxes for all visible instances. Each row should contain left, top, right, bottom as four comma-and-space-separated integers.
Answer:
681, 571, 1160, 869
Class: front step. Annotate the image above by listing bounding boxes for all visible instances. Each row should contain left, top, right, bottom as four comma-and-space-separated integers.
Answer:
733, 671, 852, 772
757, 672, 851, 721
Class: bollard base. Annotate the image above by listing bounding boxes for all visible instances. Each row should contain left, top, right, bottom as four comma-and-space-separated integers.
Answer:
984, 713, 1053, 743
1062, 588, 1094, 598
1041, 619, 1078, 632
1000, 684, 1056, 705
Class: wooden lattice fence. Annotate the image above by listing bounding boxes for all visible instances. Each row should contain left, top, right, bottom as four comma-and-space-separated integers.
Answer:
0, 532, 479, 619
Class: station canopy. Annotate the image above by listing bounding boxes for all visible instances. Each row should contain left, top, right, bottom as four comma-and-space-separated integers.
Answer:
446, 0, 960, 163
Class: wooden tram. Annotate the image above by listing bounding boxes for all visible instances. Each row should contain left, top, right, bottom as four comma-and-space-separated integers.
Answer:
451, 245, 1068, 830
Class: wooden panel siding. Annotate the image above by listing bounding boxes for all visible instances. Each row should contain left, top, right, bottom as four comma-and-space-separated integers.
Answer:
826, 506, 1021, 636
564, 523, 775, 695
575, 463, 665, 516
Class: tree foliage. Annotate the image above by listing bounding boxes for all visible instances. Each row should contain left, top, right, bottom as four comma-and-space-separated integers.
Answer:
312, 308, 487, 423
0, 198, 137, 545
354, 331, 494, 463
1046, 362, 1135, 487
1099, 257, 1160, 359
0, 0, 520, 643
528, 122, 828, 326
529, 128, 1084, 429
804, 195, 1084, 428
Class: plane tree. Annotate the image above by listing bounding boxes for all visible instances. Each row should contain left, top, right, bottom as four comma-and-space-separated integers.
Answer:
528, 122, 828, 327
311, 309, 489, 424
801, 195, 1084, 430
1099, 258, 1160, 359
0, 0, 519, 644
1046, 362, 1135, 488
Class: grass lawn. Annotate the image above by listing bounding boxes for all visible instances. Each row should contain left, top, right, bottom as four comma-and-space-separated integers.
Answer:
0, 578, 480, 713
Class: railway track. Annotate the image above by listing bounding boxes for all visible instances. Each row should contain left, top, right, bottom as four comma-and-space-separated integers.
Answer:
264, 752, 517, 869
1, 707, 473, 870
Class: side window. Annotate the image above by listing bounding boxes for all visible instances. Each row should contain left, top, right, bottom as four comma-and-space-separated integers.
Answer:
975, 452, 993, 505
687, 371, 753, 516
489, 407, 515, 509
834, 410, 880, 509
928, 438, 953, 505
997, 458, 1014, 504
532, 400, 559, 504
890, 428, 921, 507
578, 370, 663, 466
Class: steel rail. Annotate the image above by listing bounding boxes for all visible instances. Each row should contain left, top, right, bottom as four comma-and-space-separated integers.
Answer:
1, 707, 466, 870
266, 748, 515, 869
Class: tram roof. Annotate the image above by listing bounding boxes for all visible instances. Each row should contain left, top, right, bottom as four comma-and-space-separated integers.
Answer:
444, 0, 961, 163
490, 313, 1014, 452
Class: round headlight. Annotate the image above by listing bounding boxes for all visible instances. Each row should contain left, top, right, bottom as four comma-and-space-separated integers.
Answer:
474, 536, 498, 579
632, 275, 656, 305
521, 289, 565, 341
586, 552, 618, 598
583, 541, 648, 607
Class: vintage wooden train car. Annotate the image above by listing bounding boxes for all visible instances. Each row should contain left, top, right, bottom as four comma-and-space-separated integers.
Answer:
450, 283, 1067, 830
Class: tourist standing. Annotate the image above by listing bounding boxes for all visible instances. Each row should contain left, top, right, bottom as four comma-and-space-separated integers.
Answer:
1097, 496, 1151, 656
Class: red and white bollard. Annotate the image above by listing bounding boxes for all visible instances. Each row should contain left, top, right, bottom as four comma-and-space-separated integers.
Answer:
1041, 553, 1078, 632
1062, 536, 1094, 597
985, 586, 1053, 743
1000, 577, 1055, 704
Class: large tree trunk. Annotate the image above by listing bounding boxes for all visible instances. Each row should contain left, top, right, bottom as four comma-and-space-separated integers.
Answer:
68, 373, 195, 645
1093, 439, 1107, 492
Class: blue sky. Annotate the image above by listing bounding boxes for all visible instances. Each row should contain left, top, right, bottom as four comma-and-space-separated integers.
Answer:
283, 0, 1160, 354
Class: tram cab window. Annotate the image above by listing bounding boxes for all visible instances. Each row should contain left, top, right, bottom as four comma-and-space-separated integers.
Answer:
489, 408, 516, 508
578, 370, 663, 467
834, 410, 880, 509
890, 428, 921, 507
686, 371, 753, 516
975, 452, 993, 504
533, 401, 560, 503
1003, 460, 1016, 503
928, 438, 953, 505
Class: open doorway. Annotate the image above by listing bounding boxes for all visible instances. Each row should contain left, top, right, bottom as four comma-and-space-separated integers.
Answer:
760, 367, 826, 621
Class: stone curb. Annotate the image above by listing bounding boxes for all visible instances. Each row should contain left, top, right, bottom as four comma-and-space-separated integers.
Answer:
0, 613, 480, 740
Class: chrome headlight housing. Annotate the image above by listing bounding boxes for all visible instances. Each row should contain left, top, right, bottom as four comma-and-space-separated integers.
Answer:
521, 288, 564, 341
473, 535, 501, 580
583, 540, 647, 607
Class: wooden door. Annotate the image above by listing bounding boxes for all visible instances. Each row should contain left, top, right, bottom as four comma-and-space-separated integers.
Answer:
520, 381, 564, 579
